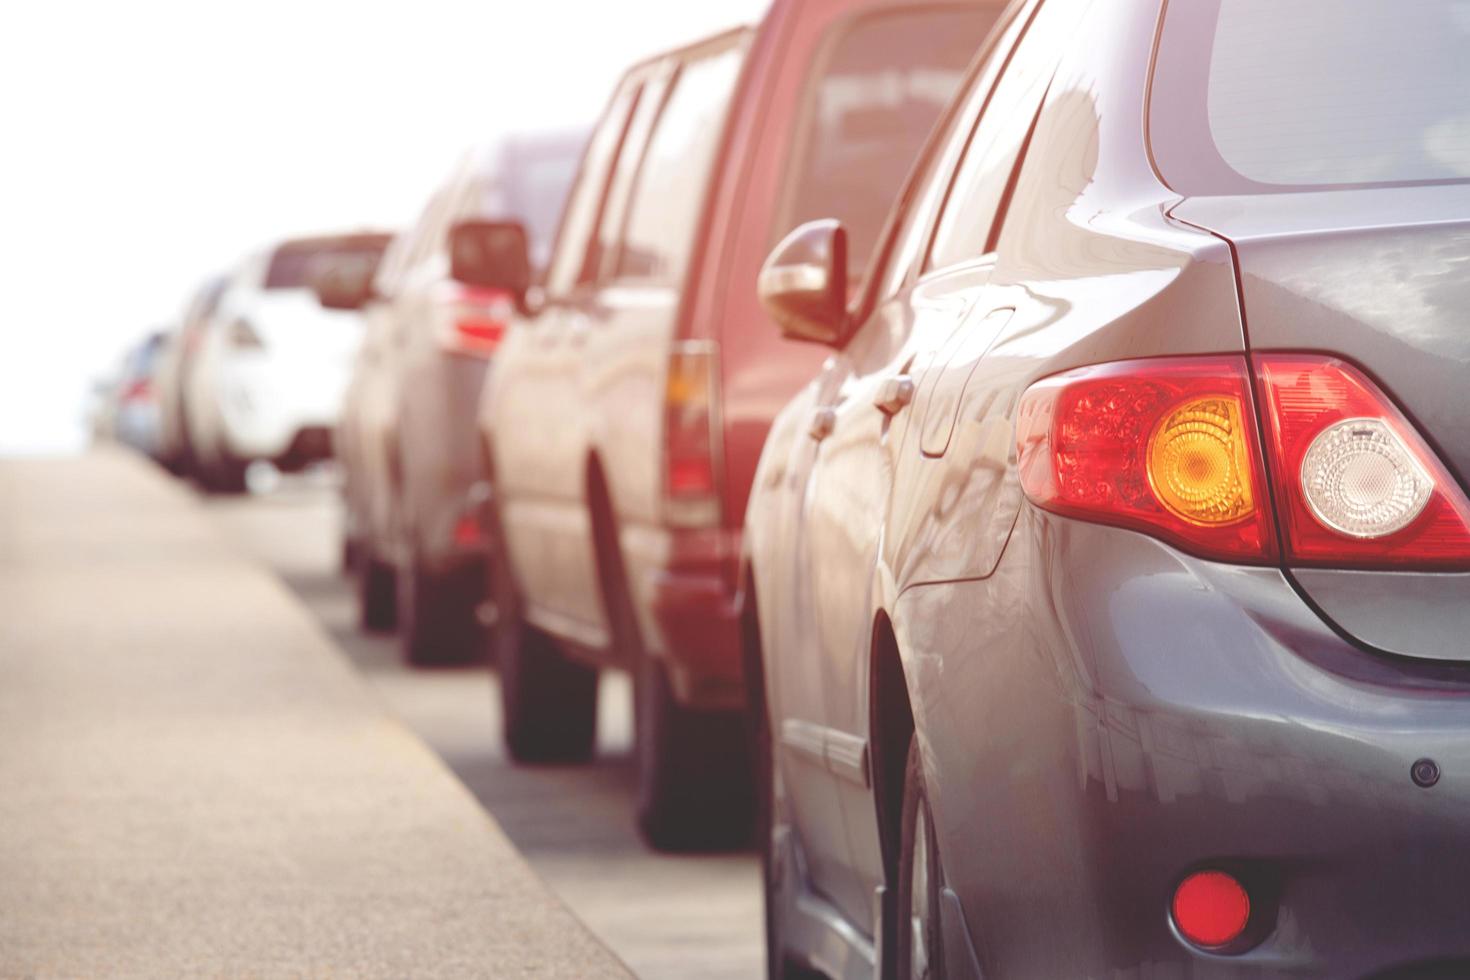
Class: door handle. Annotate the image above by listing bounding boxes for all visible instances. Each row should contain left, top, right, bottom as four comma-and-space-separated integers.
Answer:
808, 406, 836, 441
873, 375, 915, 415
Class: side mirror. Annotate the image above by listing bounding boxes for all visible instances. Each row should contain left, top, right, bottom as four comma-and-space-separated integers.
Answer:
311, 257, 376, 312
450, 220, 531, 309
757, 219, 850, 347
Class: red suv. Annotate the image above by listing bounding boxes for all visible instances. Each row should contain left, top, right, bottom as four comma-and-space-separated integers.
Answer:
467, 0, 1003, 848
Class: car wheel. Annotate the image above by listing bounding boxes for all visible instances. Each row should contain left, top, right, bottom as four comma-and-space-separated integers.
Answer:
356, 550, 397, 633
588, 482, 753, 850
895, 735, 946, 980
487, 527, 597, 763
498, 625, 598, 763
398, 557, 483, 667
202, 452, 248, 494
634, 652, 753, 851
340, 535, 359, 577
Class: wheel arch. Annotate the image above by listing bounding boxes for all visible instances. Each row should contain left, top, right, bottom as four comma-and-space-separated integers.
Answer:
869, 607, 916, 970
870, 610, 916, 868
583, 451, 638, 658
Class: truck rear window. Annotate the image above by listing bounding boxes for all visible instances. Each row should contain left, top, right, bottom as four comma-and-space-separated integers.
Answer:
264, 236, 391, 291
1150, 0, 1470, 194
775, 6, 1000, 283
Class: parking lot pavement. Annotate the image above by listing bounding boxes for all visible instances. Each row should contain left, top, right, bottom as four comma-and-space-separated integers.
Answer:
203, 470, 765, 980
0, 450, 631, 979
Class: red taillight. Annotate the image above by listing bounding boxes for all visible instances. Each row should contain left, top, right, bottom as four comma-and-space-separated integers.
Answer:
1172, 870, 1250, 949
121, 378, 154, 403
1017, 356, 1276, 562
438, 284, 512, 357
1255, 355, 1470, 569
452, 512, 482, 549
662, 341, 721, 526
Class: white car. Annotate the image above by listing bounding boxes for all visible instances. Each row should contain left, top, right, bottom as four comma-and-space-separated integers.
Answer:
186, 233, 390, 491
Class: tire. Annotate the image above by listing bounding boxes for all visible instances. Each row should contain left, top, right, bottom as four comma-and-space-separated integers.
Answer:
499, 625, 598, 763
486, 515, 597, 763
340, 535, 359, 577
397, 558, 484, 667
201, 452, 248, 494
895, 735, 947, 980
634, 653, 755, 851
584, 473, 754, 849
356, 550, 398, 633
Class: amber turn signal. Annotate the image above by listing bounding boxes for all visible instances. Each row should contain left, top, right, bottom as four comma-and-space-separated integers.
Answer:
1146, 395, 1255, 528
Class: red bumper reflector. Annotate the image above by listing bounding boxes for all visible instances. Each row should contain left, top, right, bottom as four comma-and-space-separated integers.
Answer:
453, 513, 482, 549
1172, 870, 1250, 949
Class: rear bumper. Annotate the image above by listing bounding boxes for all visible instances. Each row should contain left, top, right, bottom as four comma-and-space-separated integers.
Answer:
216, 357, 349, 461
622, 523, 744, 712
909, 507, 1470, 978
274, 426, 333, 470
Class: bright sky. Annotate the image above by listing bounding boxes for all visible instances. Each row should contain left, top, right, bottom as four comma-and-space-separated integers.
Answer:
0, 0, 767, 455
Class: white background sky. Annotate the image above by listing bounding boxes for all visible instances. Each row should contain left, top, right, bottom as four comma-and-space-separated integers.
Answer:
0, 0, 767, 455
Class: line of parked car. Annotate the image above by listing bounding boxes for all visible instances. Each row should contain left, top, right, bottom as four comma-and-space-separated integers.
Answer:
107, 0, 1470, 976
102, 232, 394, 490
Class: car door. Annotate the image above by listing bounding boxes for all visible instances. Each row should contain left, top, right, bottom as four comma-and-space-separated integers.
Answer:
538, 63, 681, 643
490, 72, 651, 642
359, 197, 443, 559
188, 258, 263, 458
758, 2, 1020, 926
797, 0, 1085, 929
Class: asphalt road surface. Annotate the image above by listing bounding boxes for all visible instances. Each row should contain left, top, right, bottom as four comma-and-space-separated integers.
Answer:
202, 470, 764, 980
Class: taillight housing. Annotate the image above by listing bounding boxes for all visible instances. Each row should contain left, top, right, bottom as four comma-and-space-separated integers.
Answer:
662, 340, 722, 527
1016, 356, 1276, 563
1254, 355, 1470, 569
437, 283, 513, 357
1016, 353, 1470, 570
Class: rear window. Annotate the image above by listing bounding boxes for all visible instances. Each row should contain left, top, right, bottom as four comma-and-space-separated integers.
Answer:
264, 236, 391, 290
1151, 0, 1470, 194
775, 6, 999, 284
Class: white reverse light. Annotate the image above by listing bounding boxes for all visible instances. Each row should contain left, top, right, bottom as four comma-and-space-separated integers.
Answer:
1300, 418, 1432, 539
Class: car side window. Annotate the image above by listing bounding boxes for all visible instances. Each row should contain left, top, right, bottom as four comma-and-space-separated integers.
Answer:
925, 0, 1077, 271
771, 5, 1000, 290
541, 78, 643, 299
395, 189, 454, 285
590, 71, 672, 284
611, 41, 745, 285
861, 3, 1031, 308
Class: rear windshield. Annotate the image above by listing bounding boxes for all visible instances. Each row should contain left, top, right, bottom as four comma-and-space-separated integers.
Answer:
775, 6, 999, 283
1150, 0, 1470, 195
264, 236, 391, 290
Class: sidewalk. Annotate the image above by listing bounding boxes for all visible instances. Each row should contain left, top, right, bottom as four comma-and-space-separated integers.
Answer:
0, 450, 632, 979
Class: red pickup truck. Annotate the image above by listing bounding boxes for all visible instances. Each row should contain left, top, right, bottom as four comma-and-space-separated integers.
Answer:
465, 0, 1003, 848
